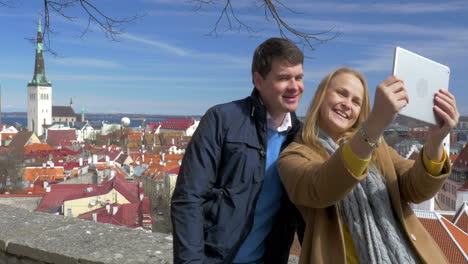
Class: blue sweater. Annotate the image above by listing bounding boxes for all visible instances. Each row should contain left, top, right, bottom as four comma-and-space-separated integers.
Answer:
233, 129, 287, 263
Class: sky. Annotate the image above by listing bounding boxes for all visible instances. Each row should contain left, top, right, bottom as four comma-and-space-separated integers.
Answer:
0, 0, 467, 116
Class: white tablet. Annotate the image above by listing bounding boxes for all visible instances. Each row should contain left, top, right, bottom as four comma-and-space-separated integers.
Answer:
392, 47, 450, 125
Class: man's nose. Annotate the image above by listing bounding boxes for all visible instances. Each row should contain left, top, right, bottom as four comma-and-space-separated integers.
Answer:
287, 79, 300, 91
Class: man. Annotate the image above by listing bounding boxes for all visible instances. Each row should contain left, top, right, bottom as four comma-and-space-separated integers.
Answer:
171, 38, 305, 264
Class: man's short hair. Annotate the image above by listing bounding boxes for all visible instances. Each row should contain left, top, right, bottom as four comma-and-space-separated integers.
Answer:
251, 38, 304, 83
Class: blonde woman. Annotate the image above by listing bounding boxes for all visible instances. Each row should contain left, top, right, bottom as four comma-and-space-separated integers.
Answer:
278, 67, 459, 263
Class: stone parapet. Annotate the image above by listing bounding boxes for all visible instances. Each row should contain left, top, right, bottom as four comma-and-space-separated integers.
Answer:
0, 204, 172, 264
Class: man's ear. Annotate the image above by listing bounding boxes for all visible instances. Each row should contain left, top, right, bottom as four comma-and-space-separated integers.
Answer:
253, 72, 263, 91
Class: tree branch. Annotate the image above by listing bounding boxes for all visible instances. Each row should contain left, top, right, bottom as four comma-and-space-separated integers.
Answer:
41, 0, 142, 54
191, 0, 338, 51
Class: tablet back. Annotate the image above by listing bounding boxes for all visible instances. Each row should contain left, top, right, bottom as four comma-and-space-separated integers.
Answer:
392, 47, 450, 125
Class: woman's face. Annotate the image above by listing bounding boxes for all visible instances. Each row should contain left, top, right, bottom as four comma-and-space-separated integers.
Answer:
319, 73, 364, 141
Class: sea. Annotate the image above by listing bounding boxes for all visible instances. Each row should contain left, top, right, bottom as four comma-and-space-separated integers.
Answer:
0, 116, 167, 128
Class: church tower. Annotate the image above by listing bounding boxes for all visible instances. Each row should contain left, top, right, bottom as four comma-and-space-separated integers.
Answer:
27, 18, 52, 137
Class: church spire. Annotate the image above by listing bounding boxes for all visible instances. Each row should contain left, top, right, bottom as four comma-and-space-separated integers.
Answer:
29, 16, 51, 87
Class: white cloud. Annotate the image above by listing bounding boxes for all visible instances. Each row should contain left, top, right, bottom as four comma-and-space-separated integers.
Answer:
285, 18, 468, 39
0, 73, 31, 80
50, 57, 121, 68
120, 33, 189, 56
287, 1, 468, 14
120, 32, 251, 66
48, 73, 245, 83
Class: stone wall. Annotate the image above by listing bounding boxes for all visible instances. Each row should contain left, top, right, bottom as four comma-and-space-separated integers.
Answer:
0, 204, 299, 264
0, 204, 172, 264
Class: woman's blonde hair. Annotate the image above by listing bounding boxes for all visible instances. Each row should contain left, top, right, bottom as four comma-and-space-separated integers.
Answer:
301, 67, 383, 168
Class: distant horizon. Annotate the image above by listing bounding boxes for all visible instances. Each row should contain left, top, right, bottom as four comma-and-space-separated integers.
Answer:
0, 111, 203, 118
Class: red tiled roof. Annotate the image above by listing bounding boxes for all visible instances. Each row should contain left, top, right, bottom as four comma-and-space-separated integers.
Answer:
47, 129, 77, 147
24, 167, 65, 182
453, 203, 468, 233
52, 106, 75, 117
9, 131, 35, 148
147, 118, 195, 131
96, 148, 122, 162
408, 151, 419, 161
418, 212, 468, 263
450, 154, 460, 164
37, 184, 94, 213
63, 177, 138, 204
165, 118, 194, 124
25, 148, 80, 159
142, 161, 180, 180
77, 201, 151, 229
0, 133, 17, 141
167, 167, 180, 175
25, 143, 53, 153
79, 203, 140, 228
454, 144, 468, 170
441, 217, 468, 255
37, 171, 139, 213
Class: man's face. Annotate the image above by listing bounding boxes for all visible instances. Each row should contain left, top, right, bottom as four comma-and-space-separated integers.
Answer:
254, 58, 304, 120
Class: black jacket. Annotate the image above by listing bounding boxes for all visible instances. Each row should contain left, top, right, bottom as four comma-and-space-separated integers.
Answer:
171, 89, 304, 264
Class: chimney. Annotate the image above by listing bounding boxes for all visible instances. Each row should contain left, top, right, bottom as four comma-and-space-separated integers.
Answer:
113, 206, 119, 215
140, 193, 144, 201
162, 153, 165, 161
93, 154, 98, 164
46, 187, 51, 192
106, 204, 111, 214
92, 213, 97, 222
79, 158, 83, 166
43, 182, 49, 189
172, 138, 175, 145
105, 155, 110, 162
178, 159, 182, 166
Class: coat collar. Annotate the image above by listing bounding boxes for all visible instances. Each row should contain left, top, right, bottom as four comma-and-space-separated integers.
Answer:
249, 88, 301, 137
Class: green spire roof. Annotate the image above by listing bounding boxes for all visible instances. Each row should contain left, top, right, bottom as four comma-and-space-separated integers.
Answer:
28, 17, 51, 87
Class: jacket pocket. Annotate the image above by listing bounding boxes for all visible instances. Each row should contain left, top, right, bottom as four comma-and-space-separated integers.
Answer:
222, 140, 264, 184
203, 188, 227, 231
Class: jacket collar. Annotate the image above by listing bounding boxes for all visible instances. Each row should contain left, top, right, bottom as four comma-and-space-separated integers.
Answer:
249, 88, 301, 136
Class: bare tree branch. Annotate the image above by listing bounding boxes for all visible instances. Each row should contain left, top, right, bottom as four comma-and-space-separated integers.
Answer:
40, 0, 142, 54
191, 0, 338, 51
0, 0, 15, 7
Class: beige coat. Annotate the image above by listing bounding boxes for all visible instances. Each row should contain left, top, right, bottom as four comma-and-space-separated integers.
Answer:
278, 139, 450, 264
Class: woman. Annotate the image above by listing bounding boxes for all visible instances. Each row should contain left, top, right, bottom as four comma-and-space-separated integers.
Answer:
278, 67, 459, 264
